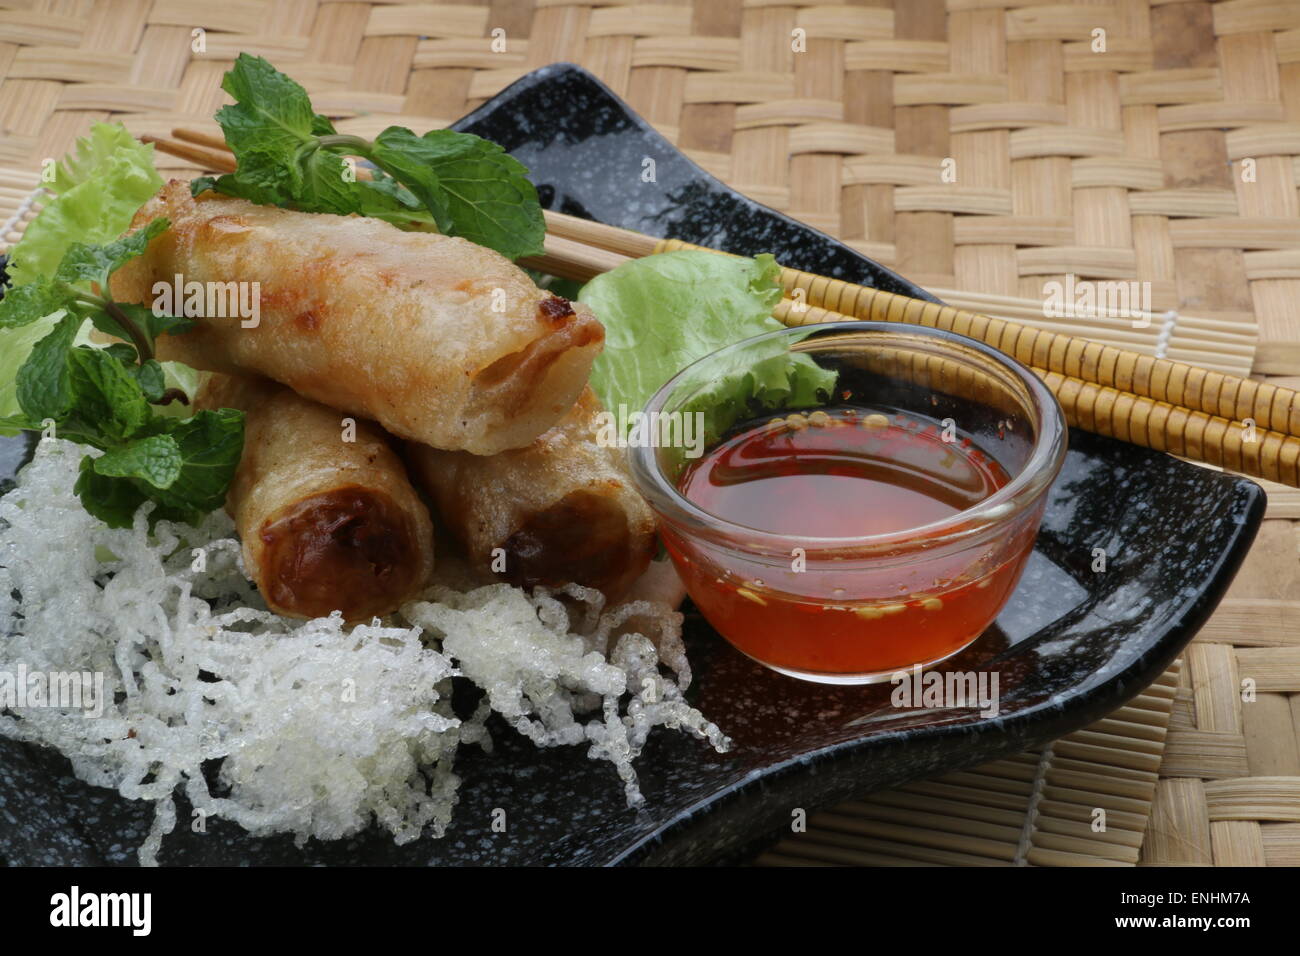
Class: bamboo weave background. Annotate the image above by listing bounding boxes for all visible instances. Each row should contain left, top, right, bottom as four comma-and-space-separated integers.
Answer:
0, 0, 1298, 867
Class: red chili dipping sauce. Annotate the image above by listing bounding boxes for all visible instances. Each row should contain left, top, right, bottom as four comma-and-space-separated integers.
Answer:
665, 405, 1037, 677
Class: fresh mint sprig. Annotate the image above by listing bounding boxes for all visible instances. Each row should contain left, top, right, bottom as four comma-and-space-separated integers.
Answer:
192, 54, 545, 261
0, 221, 244, 528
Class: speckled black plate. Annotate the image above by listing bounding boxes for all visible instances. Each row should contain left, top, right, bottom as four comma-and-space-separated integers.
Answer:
0, 64, 1264, 866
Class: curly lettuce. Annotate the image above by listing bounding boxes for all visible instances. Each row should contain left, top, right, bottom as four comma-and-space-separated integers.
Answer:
7, 123, 163, 286
1, 123, 195, 436
579, 250, 836, 444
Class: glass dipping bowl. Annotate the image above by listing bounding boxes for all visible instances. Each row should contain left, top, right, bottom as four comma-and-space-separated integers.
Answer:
627, 321, 1068, 685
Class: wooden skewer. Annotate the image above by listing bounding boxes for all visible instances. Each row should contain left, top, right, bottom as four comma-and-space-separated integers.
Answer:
151, 129, 1300, 486
542, 210, 657, 260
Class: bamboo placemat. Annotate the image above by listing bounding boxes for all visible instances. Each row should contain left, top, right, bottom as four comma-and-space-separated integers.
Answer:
1, 0, 1298, 867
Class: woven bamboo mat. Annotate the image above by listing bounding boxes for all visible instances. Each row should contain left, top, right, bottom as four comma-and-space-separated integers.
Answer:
1, 0, 1298, 867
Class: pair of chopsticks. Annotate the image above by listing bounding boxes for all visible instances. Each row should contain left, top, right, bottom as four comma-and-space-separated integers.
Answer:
143, 129, 1300, 490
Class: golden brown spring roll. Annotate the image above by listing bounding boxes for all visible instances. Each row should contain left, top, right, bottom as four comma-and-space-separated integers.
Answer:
112, 181, 604, 455
198, 374, 435, 621
406, 388, 656, 601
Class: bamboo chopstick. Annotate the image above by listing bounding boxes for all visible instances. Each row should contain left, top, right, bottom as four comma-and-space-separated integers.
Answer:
144, 131, 375, 182
774, 298, 1300, 488
148, 128, 1300, 487
654, 236, 1299, 439
533, 207, 1280, 421
527, 234, 630, 283
141, 135, 235, 174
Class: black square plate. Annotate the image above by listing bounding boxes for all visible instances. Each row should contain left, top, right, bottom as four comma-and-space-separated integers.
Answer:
0, 64, 1264, 866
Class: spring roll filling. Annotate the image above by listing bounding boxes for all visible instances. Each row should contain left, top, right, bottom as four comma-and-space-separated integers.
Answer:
499, 489, 637, 591
258, 484, 423, 619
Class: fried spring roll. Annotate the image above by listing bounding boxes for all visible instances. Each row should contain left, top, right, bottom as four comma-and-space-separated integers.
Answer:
112, 181, 604, 455
407, 388, 656, 601
198, 374, 435, 621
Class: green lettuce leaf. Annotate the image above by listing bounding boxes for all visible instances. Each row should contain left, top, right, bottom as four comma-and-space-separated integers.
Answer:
580, 250, 837, 443
6, 123, 163, 286
1, 122, 163, 434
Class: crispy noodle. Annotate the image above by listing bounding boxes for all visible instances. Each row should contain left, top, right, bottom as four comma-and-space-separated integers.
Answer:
0, 439, 729, 864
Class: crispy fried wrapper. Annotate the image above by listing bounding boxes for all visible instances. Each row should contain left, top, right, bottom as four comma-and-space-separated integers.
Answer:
198, 373, 435, 621
407, 388, 657, 601
113, 181, 604, 455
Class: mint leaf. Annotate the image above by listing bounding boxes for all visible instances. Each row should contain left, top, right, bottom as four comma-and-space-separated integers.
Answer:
192, 172, 283, 206
55, 218, 169, 291
73, 411, 243, 528
66, 346, 150, 441
16, 312, 81, 423
203, 139, 374, 221
370, 127, 544, 258
122, 302, 195, 343
144, 408, 244, 522
355, 172, 439, 229
0, 278, 72, 330
205, 57, 543, 258
368, 128, 457, 230
291, 149, 365, 216
215, 53, 326, 196
89, 302, 192, 358
93, 433, 182, 490
0, 413, 37, 431
74, 456, 148, 528
132, 359, 167, 403
103, 343, 137, 364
